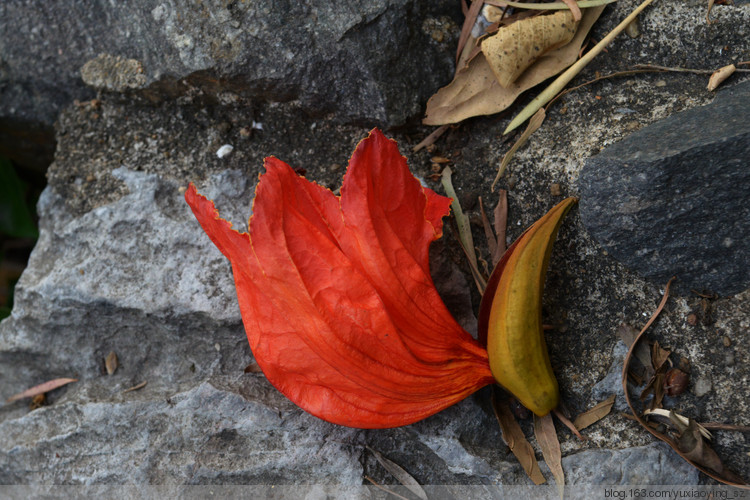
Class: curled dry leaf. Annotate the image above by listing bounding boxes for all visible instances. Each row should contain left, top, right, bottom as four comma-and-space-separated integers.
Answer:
482, 11, 579, 88
707, 64, 736, 91
643, 408, 712, 440
424, 7, 604, 125
6, 378, 78, 404
105, 351, 118, 375
573, 394, 616, 430
504, 0, 656, 134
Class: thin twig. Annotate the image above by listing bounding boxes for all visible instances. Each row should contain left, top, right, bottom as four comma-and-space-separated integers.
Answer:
700, 423, 750, 433
636, 63, 750, 74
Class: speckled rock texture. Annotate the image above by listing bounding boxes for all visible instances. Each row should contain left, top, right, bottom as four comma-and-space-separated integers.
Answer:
1, 0, 749, 489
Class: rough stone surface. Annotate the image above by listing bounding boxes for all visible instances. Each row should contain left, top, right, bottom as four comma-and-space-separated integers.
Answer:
579, 80, 750, 296
0, 0, 459, 128
2, 0, 750, 488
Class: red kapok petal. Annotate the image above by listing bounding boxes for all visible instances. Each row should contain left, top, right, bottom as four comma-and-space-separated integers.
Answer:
185, 129, 493, 428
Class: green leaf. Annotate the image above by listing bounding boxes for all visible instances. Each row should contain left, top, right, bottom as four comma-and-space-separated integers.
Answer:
0, 157, 38, 239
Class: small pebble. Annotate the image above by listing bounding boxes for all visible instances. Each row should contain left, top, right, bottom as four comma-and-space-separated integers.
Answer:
722, 335, 731, 347
216, 144, 234, 158
550, 183, 562, 196
692, 376, 712, 397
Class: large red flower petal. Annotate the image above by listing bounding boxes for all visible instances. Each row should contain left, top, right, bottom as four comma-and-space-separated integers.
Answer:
186, 129, 493, 428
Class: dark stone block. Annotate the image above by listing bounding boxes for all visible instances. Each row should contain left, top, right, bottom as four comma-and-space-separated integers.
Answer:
579, 81, 750, 296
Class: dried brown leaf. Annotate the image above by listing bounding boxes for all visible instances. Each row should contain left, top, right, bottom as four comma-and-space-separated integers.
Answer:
493, 190, 508, 263
412, 125, 449, 153
479, 196, 499, 260
457, 0, 485, 66
573, 394, 616, 430
482, 11, 579, 88
650, 341, 671, 371
368, 447, 428, 500
617, 323, 651, 375
424, 7, 604, 125
122, 381, 147, 393
616, 323, 639, 347
534, 413, 564, 498
492, 389, 546, 485
6, 378, 78, 403
673, 417, 724, 474
105, 351, 118, 375
553, 408, 585, 440
707, 64, 736, 91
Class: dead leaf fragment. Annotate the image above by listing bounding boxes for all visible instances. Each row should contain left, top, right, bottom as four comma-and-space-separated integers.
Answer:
573, 394, 616, 430
30, 394, 45, 410
122, 381, 147, 393
368, 447, 428, 500
105, 351, 118, 375
707, 64, 735, 91
492, 390, 546, 485
6, 378, 78, 404
244, 361, 263, 373
424, 7, 605, 125
482, 11, 579, 88
673, 416, 725, 474
535, 413, 564, 498
493, 190, 508, 262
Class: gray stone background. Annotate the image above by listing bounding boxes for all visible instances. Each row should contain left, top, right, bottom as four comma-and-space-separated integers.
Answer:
1, 0, 748, 490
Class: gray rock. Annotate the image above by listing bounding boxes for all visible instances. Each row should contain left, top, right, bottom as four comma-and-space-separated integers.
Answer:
562, 443, 699, 485
579, 81, 750, 296
0, 0, 458, 129
3, 0, 750, 486
590, 341, 629, 413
